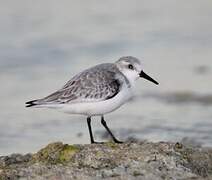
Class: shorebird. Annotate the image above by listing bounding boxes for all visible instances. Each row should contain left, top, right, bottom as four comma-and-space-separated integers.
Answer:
26, 56, 159, 143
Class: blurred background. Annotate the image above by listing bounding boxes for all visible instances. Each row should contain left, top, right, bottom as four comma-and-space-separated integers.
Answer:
0, 0, 212, 155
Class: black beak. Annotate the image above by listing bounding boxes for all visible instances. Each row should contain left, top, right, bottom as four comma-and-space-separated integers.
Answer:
139, 71, 159, 85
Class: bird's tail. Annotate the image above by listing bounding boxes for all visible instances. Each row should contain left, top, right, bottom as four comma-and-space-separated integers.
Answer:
25, 99, 42, 107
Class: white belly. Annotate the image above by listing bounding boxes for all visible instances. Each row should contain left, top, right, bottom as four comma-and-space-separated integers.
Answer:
58, 86, 133, 116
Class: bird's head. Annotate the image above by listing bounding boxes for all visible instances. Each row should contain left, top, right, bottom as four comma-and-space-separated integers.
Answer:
115, 56, 159, 85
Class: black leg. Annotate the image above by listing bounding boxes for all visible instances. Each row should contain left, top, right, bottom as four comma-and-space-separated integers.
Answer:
87, 117, 103, 144
87, 117, 95, 144
101, 116, 123, 143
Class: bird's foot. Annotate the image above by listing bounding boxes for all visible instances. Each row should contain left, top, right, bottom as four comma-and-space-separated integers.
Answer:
91, 141, 104, 144
113, 139, 124, 144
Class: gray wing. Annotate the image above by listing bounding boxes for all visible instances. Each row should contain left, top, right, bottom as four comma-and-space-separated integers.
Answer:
38, 63, 123, 104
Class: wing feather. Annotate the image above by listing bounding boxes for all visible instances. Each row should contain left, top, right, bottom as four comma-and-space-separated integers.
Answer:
38, 64, 123, 104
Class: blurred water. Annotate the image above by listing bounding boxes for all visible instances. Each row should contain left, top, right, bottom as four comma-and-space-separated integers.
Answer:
0, 0, 212, 155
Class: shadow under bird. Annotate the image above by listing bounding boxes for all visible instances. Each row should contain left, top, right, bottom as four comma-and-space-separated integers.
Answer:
26, 56, 159, 143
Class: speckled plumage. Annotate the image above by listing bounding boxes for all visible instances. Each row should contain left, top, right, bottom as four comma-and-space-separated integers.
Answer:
30, 63, 129, 105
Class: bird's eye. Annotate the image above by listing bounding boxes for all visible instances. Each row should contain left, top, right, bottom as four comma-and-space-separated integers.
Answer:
128, 64, 134, 70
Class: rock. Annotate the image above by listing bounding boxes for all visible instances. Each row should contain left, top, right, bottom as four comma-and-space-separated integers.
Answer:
0, 141, 212, 179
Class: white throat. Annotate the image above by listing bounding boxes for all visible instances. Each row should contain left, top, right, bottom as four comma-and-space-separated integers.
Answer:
121, 70, 138, 88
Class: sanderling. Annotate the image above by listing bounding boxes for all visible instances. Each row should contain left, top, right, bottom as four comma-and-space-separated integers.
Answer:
26, 56, 159, 143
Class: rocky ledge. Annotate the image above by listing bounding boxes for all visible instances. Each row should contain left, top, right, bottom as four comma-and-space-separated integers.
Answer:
0, 141, 212, 180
